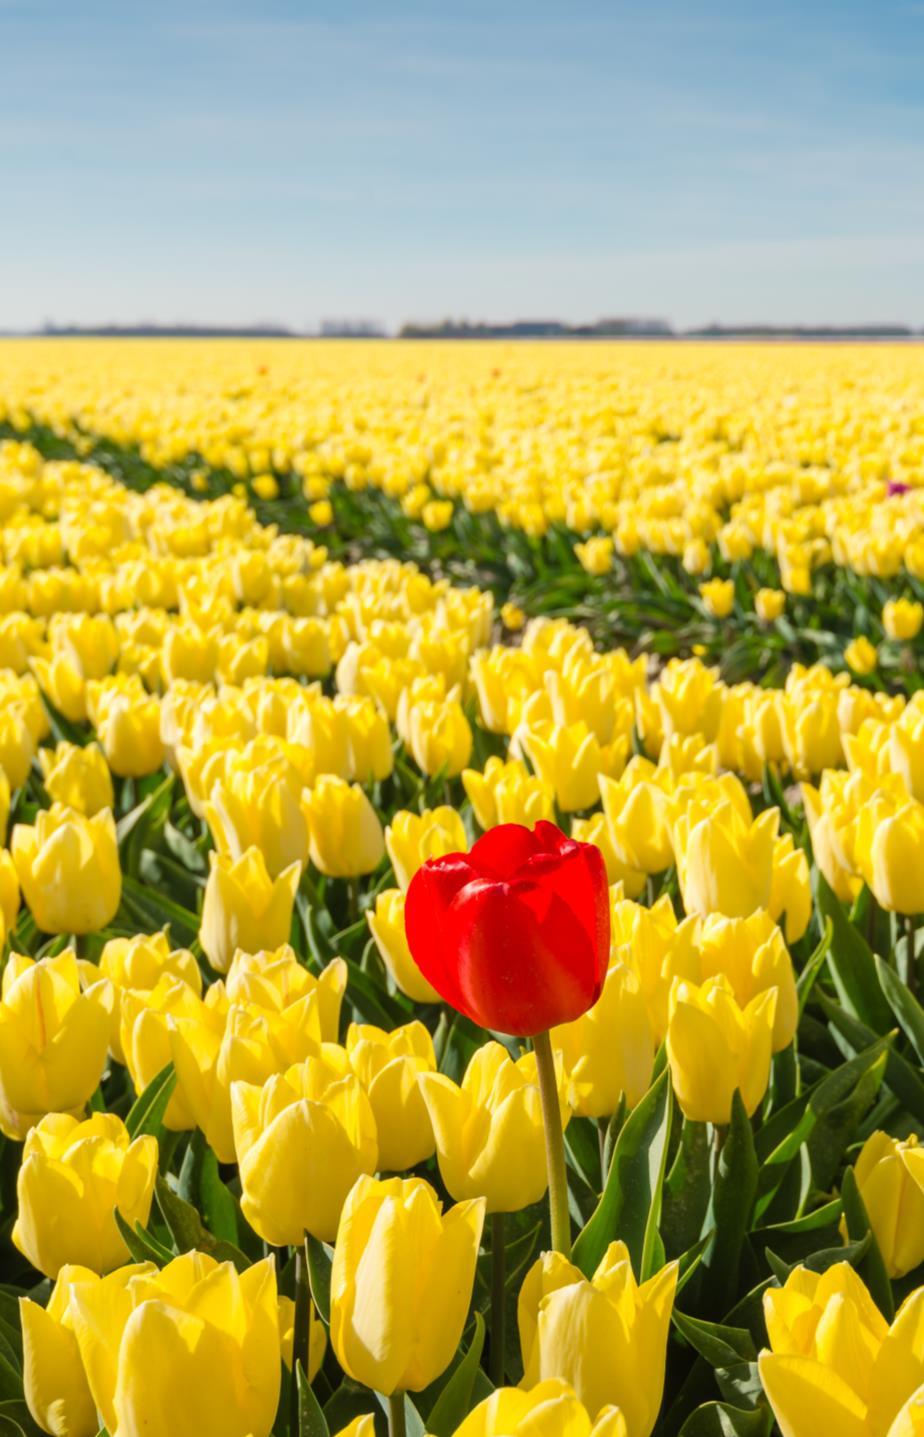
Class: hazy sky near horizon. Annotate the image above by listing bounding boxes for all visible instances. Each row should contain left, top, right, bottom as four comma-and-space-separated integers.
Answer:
2, 0, 924, 331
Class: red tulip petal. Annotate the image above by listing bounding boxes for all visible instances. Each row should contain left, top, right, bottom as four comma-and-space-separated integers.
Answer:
405, 856, 478, 1009
447, 877, 599, 1035
469, 823, 543, 880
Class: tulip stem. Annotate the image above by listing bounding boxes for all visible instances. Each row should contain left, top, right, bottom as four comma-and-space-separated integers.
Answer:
533, 1029, 571, 1257
347, 876, 360, 926
387, 1393, 406, 1437
490, 1211, 506, 1385
290, 1244, 310, 1437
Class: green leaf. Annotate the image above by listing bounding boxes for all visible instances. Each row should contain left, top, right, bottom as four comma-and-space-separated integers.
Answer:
840, 1166, 894, 1320
114, 1210, 174, 1266
820, 997, 924, 1124
572, 1067, 672, 1279
875, 955, 924, 1063
699, 1093, 758, 1319
305, 1236, 332, 1326
154, 1176, 250, 1271
124, 1062, 176, 1140
678, 1401, 772, 1436
797, 918, 833, 1016
672, 1310, 757, 1367
426, 1313, 486, 1437
804, 1037, 888, 1191
296, 1362, 330, 1437
817, 873, 892, 1032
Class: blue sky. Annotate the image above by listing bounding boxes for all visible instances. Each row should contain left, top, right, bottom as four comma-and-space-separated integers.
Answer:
2, 0, 923, 329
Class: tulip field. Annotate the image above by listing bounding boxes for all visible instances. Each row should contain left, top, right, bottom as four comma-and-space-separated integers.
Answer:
1, 338, 924, 1437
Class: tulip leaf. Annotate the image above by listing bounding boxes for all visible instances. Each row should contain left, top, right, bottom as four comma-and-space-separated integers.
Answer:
801, 1032, 889, 1190
663, 1119, 712, 1259
125, 1061, 177, 1140
305, 1236, 332, 1326
820, 996, 924, 1124
295, 1362, 330, 1437
116, 773, 174, 861
816, 873, 893, 1033
0, 1418, 27, 1437
698, 1093, 758, 1319
154, 1176, 250, 1272
796, 917, 833, 1016
672, 1310, 757, 1367
875, 954, 924, 1063
677, 1400, 772, 1436
572, 1066, 672, 1279
840, 1165, 894, 1320
114, 1210, 175, 1267
425, 1312, 486, 1437
120, 875, 200, 945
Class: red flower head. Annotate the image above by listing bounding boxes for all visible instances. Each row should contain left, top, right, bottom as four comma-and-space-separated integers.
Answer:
404, 820, 609, 1036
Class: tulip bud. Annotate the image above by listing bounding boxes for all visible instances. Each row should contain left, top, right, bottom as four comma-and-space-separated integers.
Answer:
849, 1131, 924, 1277
599, 763, 674, 874
405, 696, 473, 778
452, 1381, 628, 1437
421, 1042, 568, 1212
666, 975, 776, 1123
232, 1054, 377, 1243
699, 578, 735, 619
519, 1243, 677, 1431
11, 804, 121, 934
845, 634, 878, 676
67, 1252, 281, 1437
385, 806, 468, 890
574, 537, 614, 575
367, 887, 441, 1002
553, 963, 655, 1118
199, 848, 301, 973
20, 1264, 98, 1437
521, 719, 627, 813
883, 597, 924, 642
330, 1174, 484, 1394
205, 764, 309, 879
346, 1020, 436, 1171
224, 949, 346, 1040
0, 952, 109, 1136
862, 800, 924, 914
302, 775, 385, 878
755, 588, 786, 623
462, 756, 554, 831
13, 1112, 158, 1277
673, 802, 778, 920
37, 740, 115, 816
95, 691, 165, 777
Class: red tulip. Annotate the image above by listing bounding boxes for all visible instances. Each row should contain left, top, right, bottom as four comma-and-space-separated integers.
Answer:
404, 820, 609, 1036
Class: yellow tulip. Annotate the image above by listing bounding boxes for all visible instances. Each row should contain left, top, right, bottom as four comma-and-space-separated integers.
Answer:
92, 930, 201, 1061
0, 952, 109, 1137
231, 1054, 377, 1243
13, 1112, 158, 1277
699, 578, 735, 619
850, 1131, 924, 1278
673, 802, 778, 919
845, 634, 878, 676
367, 887, 442, 1002
330, 1174, 484, 1394
20, 1264, 99, 1437
161, 624, 220, 683
522, 719, 628, 813
30, 654, 88, 724
769, 831, 812, 943
666, 975, 776, 1123
859, 799, 924, 914
0, 848, 19, 929
199, 847, 301, 973
38, 740, 114, 816
224, 948, 346, 1040
454, 1381, 628, 1437
405, 696, 473, 778
462, 756, 554, 830
205, 763, 308, 879
519, 1242, 677, 1433
420, 1042, 568, 1212
68, 1252, 281, 1437
11, 804, 121, 934
51, 613, 118, 678
553, 963, 655, 1117
119, 976, 205, 1131
755, 588, 786, 623
802, 780, 862, 903
671, 910, 798, 1053
385, 805, 467, 890
653, 658, 724, 742
346, 1020, 436, 1171
95, 691, 165, 777
884, 597, 924, 642
599, 762, 673, 874
302, 775, 384, 877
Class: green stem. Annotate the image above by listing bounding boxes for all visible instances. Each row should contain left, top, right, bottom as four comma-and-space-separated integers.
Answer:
533, 1029, 571, 1257
906, 914, 917, 1000
347, 876, 360, 926
597, 1116, 608, 1186
388, 1393, 406, 1437
290, 1244, 310, 1437
490, 1211, 506, 1386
